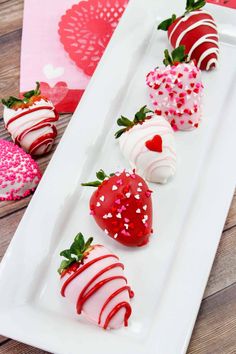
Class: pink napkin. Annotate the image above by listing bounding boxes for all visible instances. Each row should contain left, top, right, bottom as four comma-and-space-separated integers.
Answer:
207, 0, 236, 8
20, 0, 128, 113
20, 0, 235, 113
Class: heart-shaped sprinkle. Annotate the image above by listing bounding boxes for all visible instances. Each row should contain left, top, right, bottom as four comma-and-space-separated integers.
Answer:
145, 135, 163, 153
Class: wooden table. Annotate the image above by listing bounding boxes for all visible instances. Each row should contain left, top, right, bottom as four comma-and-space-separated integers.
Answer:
0, 1, 236, 353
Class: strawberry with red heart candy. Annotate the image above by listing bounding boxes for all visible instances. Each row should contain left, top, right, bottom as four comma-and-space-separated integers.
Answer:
115, 106, 177, 184
146, 46, 203, 131
158, 0, 219, 71
145, 135, 163, 153
58, 232, 134, 330
82, 169, 153, 247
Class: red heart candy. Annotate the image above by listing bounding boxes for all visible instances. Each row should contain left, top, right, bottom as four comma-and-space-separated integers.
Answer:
145, 135, 163, 153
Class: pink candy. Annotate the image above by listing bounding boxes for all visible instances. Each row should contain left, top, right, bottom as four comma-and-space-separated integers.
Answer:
0, 139, 41, 201
146, 61, 204, 131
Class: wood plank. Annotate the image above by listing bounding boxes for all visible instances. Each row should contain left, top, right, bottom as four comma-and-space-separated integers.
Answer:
0, 0, 23, 37
204, 226, 236, 298
0, 29, 21, 118
187, 282, 236, 354
0, 335, 8, 344
223, 190, 236, 231
0, 208, 25, 260
0, 340, 49, 354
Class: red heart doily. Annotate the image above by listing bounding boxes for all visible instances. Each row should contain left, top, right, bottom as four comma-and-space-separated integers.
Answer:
58, 0, 128, 77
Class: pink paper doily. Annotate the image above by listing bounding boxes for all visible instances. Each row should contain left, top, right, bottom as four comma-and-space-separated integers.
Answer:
58, 0, 128, 77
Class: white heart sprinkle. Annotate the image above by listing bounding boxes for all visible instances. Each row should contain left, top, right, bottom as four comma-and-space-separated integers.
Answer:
116, 213, 122, 219
114, 233, 118, 239
136, 209, 141, 214
135, 194, 140, 200
138, 182, 143, 186
104, 229, 109, 234
107, 213, 112, 218
125, 192, 131, 198
137, 188, 142, 192
100, 195, 105, 201
96, 202, 101, 207
112, 185, 118, 191
143, 205, 147, 210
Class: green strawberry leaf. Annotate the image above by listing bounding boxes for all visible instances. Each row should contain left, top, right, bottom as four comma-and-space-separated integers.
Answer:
114, 128, 128, 139
115, 105, 153, 138
185, 0, 206, 13
163, 45, 188, 66
58, 258, 76, 275
60, 249, 73, 259
1, 82, 41, 108
96, 169, 108, 181
158, 14, 177, 31
58, 233, 94, 274
82, 169, 115, 187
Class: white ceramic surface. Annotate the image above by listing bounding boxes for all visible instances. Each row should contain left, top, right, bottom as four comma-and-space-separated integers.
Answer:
0, 1, 236, 354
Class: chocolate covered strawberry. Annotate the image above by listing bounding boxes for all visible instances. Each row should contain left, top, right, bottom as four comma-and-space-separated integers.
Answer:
82, 170, 153, 247
2, 82, 59, 156
58, 233, 134, 329
115, 106, 177, 184
146, 46, 203, 131
158, 0, 219, 71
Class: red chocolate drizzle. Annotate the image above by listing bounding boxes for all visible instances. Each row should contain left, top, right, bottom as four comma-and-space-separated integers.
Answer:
61, 253, 134, 329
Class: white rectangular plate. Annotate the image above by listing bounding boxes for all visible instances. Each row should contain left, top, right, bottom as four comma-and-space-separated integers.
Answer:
0, 1, 236, 353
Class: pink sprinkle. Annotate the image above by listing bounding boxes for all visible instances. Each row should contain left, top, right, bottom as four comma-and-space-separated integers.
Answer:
145, 191, 152, 198
118, 205, 126, 213
90, 210, 95, 215
124, 218, 130, 223
116, 179, 123, 185
121, 230, 130, 236
115, 199, 121, 205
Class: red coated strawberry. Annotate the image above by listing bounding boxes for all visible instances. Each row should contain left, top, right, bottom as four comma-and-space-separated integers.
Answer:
82, 170, 153, 247
158, 0, 219, 71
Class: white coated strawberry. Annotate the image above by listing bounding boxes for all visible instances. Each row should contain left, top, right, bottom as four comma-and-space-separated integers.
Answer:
59, 233, 134, 330
146, 46, 203, 131
115, 106, 177, 184
2, 82, 59, 156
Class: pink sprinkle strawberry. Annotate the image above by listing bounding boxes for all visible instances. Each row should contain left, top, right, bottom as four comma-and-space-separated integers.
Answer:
82, 170, 153, 247
146, 46, 204, 131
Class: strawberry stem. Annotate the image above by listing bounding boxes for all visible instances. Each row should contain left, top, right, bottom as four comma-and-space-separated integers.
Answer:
163, 46, 188, 66
158, 0, 206, 31
115, 106, 153, 139
58, 232, 93, 274
1, 82, 41, 108
158, 14, 177, 31
185, 0, 206, 14
81, 169, 115, 187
